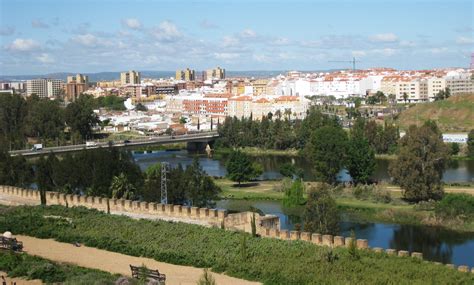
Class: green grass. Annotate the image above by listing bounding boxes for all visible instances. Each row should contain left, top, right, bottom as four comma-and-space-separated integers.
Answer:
397, 93, 474, 132
0, 250, 126, 284
0, 205, 472, 284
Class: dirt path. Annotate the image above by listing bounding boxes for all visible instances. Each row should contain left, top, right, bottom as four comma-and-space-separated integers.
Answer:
17, 235, 260, 285
0, 272, 41, 285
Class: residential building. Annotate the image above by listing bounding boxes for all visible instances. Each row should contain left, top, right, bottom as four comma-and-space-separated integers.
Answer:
204, 67, 225, 80
252, 79, 269, 96
175, 68, 195, 81
65, 73, 89, 101
26, 78, 62, 98
120, 70, 141, 85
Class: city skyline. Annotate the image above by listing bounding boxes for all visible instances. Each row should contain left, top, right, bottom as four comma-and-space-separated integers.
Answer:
1, 0, 473, 75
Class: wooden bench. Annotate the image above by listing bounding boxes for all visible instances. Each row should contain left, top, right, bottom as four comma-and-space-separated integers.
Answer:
0, 237, 23, 252
130, 265, 166, 283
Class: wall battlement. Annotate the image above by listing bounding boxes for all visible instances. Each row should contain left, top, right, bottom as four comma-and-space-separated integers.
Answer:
1, 185, 473, 273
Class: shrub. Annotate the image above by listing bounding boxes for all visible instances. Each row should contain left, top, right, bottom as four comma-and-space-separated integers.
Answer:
435, 193, 474, 220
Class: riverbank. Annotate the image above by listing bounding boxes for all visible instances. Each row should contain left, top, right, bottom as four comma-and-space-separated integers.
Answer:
215, 178, 474, 232
1, 205, 472, 284
214, 147, 299, 156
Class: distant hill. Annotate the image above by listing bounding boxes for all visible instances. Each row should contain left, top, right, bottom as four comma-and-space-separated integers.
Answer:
396, 93, 474, 132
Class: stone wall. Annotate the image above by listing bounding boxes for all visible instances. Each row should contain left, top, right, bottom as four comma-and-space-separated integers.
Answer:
1, 185, 473, 273
0, 185, 279, 232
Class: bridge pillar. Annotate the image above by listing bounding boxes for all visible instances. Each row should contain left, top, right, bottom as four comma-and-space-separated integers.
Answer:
186, 141, 208, 151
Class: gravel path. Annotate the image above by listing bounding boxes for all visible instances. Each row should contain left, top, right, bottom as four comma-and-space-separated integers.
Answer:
17, 235, 260, 285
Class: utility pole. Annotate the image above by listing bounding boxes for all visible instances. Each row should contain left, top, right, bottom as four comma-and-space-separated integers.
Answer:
161, 162, 169, 204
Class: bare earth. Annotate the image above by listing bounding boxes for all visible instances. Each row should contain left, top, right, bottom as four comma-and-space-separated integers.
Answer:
17, 235, 260, 285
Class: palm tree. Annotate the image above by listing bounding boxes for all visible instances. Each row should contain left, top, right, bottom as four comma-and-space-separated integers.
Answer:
110, 173, 135, 199
402, 92, 408, 104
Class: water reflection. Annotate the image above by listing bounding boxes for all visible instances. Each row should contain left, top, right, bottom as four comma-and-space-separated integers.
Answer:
133, 150, 474, 183
216, 199, 474, 267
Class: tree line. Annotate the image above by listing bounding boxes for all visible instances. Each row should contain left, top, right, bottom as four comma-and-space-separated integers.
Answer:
0, 145, 220, 208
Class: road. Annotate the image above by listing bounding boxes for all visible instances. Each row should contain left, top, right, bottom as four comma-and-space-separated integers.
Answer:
9, 131, 219, 157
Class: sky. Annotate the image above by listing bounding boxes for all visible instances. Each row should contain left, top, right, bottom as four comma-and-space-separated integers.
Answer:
0, 0, 473, 75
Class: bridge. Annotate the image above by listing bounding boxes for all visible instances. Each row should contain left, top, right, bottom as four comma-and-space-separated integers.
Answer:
9, 131, 220, 157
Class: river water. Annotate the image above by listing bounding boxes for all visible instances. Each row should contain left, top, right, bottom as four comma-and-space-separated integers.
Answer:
133, 150, 474, 183
132, 150, 474, 267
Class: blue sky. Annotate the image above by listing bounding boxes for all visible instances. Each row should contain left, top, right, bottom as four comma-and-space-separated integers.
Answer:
0, 0, 473, 74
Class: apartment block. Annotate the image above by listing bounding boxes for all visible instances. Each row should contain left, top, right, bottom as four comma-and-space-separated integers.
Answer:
175, 68, 195, 81
65, 73, 89, 101
204, 67, 225, 80
26, 78, 62, 98
120, 70, 141, 85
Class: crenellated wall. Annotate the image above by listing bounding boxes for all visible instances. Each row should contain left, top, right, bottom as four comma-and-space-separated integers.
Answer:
0, 185, 279, 231
1, 185, 473, 273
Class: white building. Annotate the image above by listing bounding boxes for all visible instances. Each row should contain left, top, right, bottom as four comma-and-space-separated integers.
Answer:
26, 78, 62, 98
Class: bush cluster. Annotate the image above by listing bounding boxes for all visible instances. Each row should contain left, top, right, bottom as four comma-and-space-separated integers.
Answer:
0, 205, 472, 284
435, 193, 474, 220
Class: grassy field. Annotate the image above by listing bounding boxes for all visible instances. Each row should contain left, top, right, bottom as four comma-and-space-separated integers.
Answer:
396, 93, 474, 132
1, 205, 472, 284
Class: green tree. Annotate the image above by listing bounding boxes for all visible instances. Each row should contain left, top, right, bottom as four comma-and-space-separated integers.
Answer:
64, 94, 99, 140
110, 173, 136, 200
185, 157, 221, 207
0, 94, 28, 149
467, 129, 474, 158
449, 142, 460, 156
135, 103, 147, 111
389, 121, 449, 202
279, 163, 296, 178
282, 179, 305, 207
0, 145, 33, 188
304, 184, 340, 235
346, 136, 376, 184
25, 98, 64, 142
307, 125, 348, 184
35, 153, 59, 205
226, 150, 262, 186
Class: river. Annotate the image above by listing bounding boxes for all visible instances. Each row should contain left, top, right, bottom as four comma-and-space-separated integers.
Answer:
133, 149, 474, 183
132, 149, 474, 267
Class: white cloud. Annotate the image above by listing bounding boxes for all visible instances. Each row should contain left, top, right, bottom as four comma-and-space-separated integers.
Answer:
240, 29, 257, 38
151, 21, 181, 41
122, 18, 142, 30
369, 33, 399, 43
72, 34, 107, 47
456, 36, 474, 45
36, 53, 54, 63
222, 36, 239, 47
430, 47, 448, 54
7, 38, 40, 51
399, 40, 416, 48
32, 19, 49, 29
253, 54, 269, 62
273, 37, 290, 45
214, 52, 240, 60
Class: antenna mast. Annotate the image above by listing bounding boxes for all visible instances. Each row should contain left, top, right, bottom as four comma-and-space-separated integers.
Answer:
161, 162, 169, 204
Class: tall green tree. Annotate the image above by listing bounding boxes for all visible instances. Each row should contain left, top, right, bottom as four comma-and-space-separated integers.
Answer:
346, 136, 376, 185
185, 157, 221, 207
304, 184, 340, 235
25, 98, 64, 142
65, 94, 99, 140
110, 173, 136, 200
282, 179, 305, 207
226, 150, 262, 186
35, 153, 59, 205
0, 94, 28, 149
389, 121, 449, 202
0, 144, 33, 188
307, 125, 348, 184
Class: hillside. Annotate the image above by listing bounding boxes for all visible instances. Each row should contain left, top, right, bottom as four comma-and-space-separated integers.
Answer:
397, 93, 474, 132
